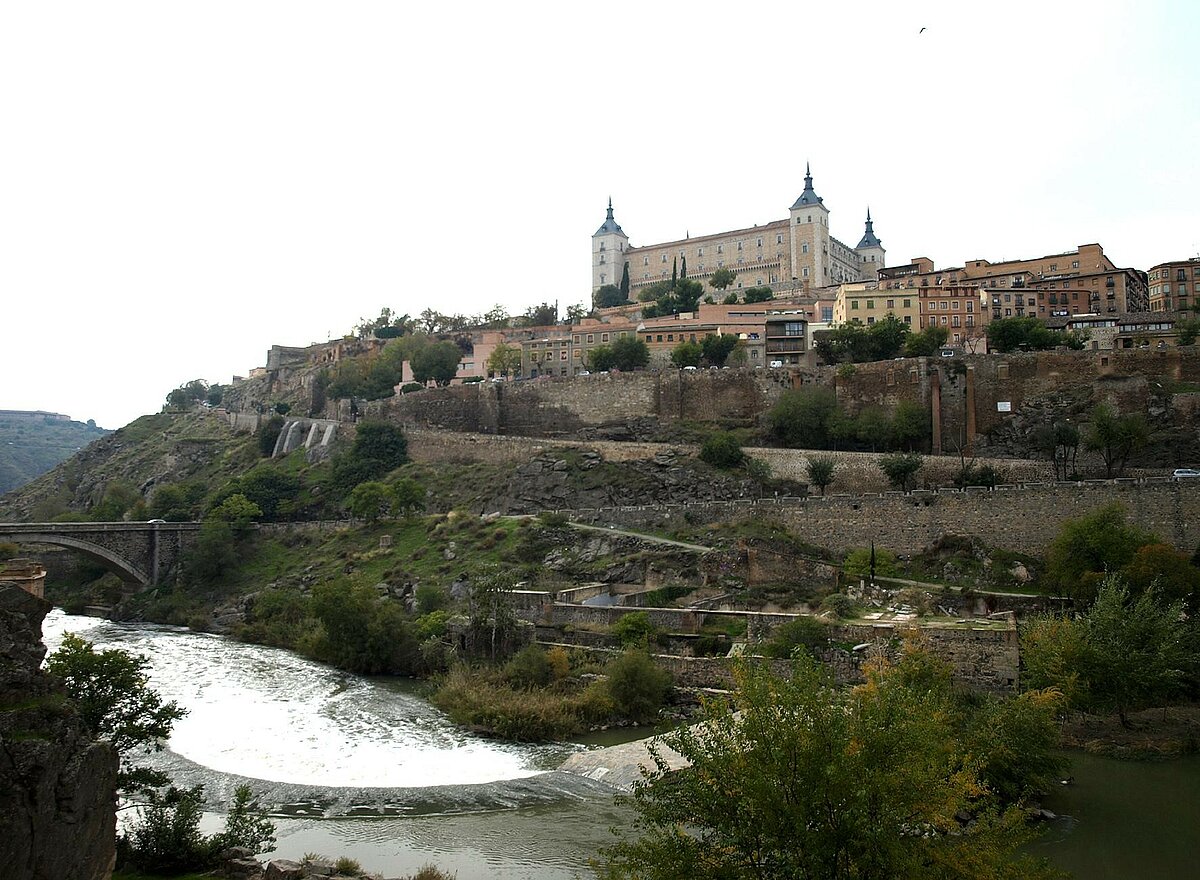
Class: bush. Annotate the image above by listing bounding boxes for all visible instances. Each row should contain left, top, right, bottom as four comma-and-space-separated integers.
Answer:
504, 644, 553, 688
400, 382, 425, 394
819, 593, 857, 618
612, 611, 662, 647
878, 452, 923, 491
842, 547, 900, 579
954, 463, 1006, 488
763, 617, 827, 659
699, 432, 745, 469
605, 649, 672, 724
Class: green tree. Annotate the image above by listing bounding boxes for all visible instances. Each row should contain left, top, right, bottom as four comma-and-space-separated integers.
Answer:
207, 493, 262, 533
700, 333, 739, 366
743, 286, 773, 303
1176, 317, 1200, 345
878, 452, 923, 491
332, 422, 410, 492
610, 335, 651, 370
487, 342, 522, 378
522, 302, 558, 327
903, 325, 950, 357
854, 406, 891, 452
699, 432, 745, 469
600, 654, 1064, 880
1121, 543, 1200, 608
1025, 575, 1198, 727
46, 634, 187, 792
890, 399, 929, 451
256, 414, 285, 456
1084, 404, 1149, 477
805, 455, 836, 495
309, 580, 418, 674
986, 316, 1072, 353
670, 340, 703, 368
762, 616, 827, 659
1033, 421, 1080, 481
595, 284, 626, 309
604, 649, 672, 724
346, 481, 394, 522
709, 267, 736, 291
619, 262, 631, 299
411, 340, 463, 385
391, 477, 426, 516
722, 291, 740, 305
588, 344, 616, 371
768, 387, 838, 448
1043, 502, 1154, 604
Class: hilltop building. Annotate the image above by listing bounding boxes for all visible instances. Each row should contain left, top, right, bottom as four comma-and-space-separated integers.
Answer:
875, 244, 1148, 316
1147, 258, 1200, 311
592, 167, 886, 299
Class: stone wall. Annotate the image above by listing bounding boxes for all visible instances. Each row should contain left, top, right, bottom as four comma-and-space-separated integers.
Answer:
559, 479, 1200, 556
0, 584, 117, 880
404, 427, 1054, 494
541, 613, 1018, 692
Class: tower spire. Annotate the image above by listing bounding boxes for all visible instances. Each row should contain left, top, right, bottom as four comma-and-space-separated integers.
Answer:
857, 207, 881, 248
790, 162, 824, 209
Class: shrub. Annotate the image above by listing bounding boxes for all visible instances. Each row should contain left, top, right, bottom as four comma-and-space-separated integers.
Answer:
878, 452, 923, 491
605, 649, 672, 723
415, 584, 448, 614
612, 611, 662, 647
763, 617, 827, 659
504, 644, 553, 688
819, 593, 857, 618
806, 455, 836, 495
400, 382, 425, 394
699, 432, 746, 469
335, 857, 364, 875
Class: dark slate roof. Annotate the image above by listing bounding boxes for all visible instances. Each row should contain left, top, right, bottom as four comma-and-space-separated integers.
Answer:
594, 199, 625, 237
790, 164, 825, 210
857, 210, 882, 249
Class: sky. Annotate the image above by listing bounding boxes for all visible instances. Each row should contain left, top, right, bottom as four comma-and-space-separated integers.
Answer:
2, 1, 1198, 429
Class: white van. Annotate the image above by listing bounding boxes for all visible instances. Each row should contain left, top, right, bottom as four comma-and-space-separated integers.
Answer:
769, 360, 784, 368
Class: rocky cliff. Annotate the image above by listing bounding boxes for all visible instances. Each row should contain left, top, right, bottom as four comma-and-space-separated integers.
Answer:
0, 583, 117, 880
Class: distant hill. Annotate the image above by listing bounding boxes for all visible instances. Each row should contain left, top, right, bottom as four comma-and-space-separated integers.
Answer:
0, 411, 110, 495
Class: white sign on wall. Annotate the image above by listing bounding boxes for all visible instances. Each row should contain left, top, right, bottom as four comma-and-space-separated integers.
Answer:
997, 401, 1012, 412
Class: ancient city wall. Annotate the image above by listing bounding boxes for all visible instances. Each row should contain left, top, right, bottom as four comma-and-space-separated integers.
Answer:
559, 480, 1200, 556
540, 605, 1018, 691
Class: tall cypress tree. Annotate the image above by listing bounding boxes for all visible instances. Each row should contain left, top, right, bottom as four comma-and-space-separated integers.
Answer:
671, 258, 678, 287
681, 256, 687, 280
620, 262, 630, 299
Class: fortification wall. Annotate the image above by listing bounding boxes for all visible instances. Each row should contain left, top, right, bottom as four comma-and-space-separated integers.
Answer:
559, 480, 1200, 556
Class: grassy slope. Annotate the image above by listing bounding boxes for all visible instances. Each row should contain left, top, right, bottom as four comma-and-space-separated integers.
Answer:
0, 414, 110, 495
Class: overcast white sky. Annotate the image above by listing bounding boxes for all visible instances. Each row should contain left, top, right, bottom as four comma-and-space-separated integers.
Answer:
2, 1, 1198, 429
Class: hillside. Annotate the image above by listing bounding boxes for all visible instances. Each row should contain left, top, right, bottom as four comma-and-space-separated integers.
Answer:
0, 411, 257, 521
0, 412, 109, 495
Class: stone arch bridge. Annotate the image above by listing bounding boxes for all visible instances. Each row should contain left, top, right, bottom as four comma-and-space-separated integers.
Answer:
0, 522, 201, 587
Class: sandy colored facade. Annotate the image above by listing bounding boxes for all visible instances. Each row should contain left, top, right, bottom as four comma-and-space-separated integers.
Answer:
877, 244, 1148, 316
1147, 259, 1200, 312
593, 168, 886, 300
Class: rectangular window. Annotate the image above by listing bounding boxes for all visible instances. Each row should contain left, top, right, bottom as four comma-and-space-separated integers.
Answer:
560, 351, 567, 360
777, 234, 783, 244
903, 315, 911, 324
941, 315, 948, 325
656, 335, 663, 342
966, 315, 974, 327
886, 299, 894, 309
851, 301, 859, 309
757, 238, 762, 247
867, 317, 875, 325
903, 298, 911, 308
601, 333, 609, 342
802, 243, 809, 254
587, 334, 594, 344
952, 315, 960, 328
572, 335, 580, 343
966, 301, 973, 312
866, 300, 874, 309
667, 334, 674, 342
940, 301, 948, 310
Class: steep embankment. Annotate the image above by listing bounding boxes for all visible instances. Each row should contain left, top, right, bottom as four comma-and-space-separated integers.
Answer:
0, 584, 117, 879
0, 411, 256, 521
0, 413, 110, 495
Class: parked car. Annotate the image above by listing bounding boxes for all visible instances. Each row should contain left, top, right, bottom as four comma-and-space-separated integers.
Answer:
682, 365, 698, 371
1172, 468, 1200, 478
939, 349, 956, 357
769, 360, 784, 368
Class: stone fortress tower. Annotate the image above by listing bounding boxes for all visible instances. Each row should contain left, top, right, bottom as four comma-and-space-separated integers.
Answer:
593, 166, 885, 299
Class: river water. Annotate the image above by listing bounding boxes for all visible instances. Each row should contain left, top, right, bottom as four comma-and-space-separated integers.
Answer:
40, 611, 1200, 878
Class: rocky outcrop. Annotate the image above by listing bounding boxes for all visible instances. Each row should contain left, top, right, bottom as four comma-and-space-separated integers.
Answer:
0, 583, 117, 880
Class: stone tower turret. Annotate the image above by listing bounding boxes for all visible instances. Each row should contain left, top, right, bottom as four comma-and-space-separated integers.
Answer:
855, 208, 886, 280
788, 163, 831, 289
592, 198, 629, 293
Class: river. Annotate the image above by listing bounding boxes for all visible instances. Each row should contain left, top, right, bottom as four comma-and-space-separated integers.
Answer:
40, 611, 1200, 878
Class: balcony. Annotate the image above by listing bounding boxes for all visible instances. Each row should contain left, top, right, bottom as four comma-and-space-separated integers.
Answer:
766, 340, 806, 353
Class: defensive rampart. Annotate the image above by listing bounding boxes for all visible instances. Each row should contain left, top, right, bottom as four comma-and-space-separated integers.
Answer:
554, 479, 1200, 556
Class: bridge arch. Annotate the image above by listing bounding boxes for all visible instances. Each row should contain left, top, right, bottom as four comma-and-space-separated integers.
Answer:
0, 532, 150, 586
